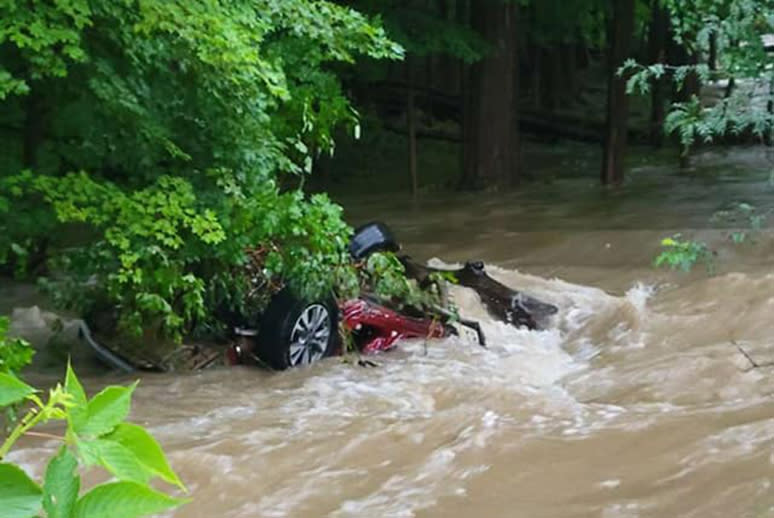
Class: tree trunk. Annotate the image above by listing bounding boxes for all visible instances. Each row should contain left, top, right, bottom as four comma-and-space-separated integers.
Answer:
458, 0, 475, 188
460, 59, 474, 187
439, 0, 460, 93
531, 44, 542, 108
708, 31, 717, 71
725, 77, 736, 99
668, 39, 700, 167
543, 47, 563, 111
562, 43, 578, 103
766, 74, 774, 146
462, 0, 518, 188
669, 40, 700, 102
601, 0, 635, 185
510, 5, 521, 186
407, 63, 419, 197
576, 43, 591, 70
647, 1, 669, 147
22, 89, 44, 169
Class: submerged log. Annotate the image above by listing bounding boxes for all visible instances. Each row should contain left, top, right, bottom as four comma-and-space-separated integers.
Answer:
400, 257, 558, 330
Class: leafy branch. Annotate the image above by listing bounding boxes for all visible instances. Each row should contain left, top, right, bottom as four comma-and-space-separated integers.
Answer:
0, 364, 187, 518
654, 234, 714, 273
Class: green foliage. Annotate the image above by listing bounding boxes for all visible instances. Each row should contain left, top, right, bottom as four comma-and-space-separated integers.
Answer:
0, 462, 43, 518
349, 1, 484, 61
525, 0, 611, 48
622, 61, 712, 97
0, 316, 35, 431
0, 373, 35, 408
624, 1, 774, 154
104, 424, 184, 489
711, 202, 769, 243
0, 317, 34, 376
42, 448, 79, 518
661, 0, 774, 72
663, 96, 718, 153
0, 364, 187, 518
73, 481, 182, 518
655, 202, 768, 276
0, 0, 91, 100
0, 1, 402, 342
654, 234, 714, 273
358, 252, 451, 313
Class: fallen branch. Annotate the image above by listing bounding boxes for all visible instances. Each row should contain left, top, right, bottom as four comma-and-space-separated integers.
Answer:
733, 340, 774, 372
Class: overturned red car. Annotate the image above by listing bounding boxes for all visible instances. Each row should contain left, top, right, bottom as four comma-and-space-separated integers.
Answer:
225, 222, 557, 370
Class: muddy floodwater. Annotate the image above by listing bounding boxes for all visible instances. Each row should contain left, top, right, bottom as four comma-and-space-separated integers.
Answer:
10, 146, 774, 517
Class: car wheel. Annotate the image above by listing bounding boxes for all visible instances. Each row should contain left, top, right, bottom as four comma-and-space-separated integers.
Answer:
256, 288, 339, 370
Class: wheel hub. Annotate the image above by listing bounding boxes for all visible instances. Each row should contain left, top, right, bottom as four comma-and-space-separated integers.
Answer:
288, 304, 331, 366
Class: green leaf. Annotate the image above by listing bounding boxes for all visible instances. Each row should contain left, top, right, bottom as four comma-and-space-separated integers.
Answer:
106, 423, 185, 490
0, 318, 35, 375
73, 481, 186, 518
77, 382, 137, 438
65, 363, 88, 432
43, 446, 80, 518
79, 439, 150, 484
0, 463, 42, 518
0, 372, 34, 407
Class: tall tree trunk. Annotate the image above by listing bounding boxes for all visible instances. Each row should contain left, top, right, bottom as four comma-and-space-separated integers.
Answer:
460, 61, 476, 188
458, 0, 475, 188
462, 0, 518, 188
543, 47, 563, 111
509, 5, 521, 186
407, 62, 419, 197
708, 31, 718, 71
440, 0, 461, 94
531, 44, 542, 108
562, 43, 578, 103
669, 39, 700, 102
22, 88, 44, 169
724, 77, 736, 99
668, 39, 700, 167
576, 43, 591, 70
601, 0, 635, 185
768, 75, 773, 118
647, 1, 669, 147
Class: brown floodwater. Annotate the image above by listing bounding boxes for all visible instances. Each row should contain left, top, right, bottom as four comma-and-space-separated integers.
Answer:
9, 146, 774, 517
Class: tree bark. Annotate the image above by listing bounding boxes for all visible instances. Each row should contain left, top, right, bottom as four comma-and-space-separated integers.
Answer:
766, 74, 774, 146
461, 0, 518, 188
708, 31, 717, 71
668, 38, 700, 167
538, 47, 561, 111
407, 63, 419, 197
647, 1, 669, 147
22, 89, 44, 169
531, 43, 542, 108
510, 6, 521, 186
669, 40, 700, 102
457, 0, 472, 187
562, 43, 578, 103
601, 0, 635, 185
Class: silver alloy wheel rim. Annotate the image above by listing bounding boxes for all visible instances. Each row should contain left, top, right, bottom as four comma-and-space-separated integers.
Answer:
288, 304, 331, 367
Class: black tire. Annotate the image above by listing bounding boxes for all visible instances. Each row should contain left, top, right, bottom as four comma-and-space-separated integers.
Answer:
349, 221, 400, 260
255, 288, 339, 370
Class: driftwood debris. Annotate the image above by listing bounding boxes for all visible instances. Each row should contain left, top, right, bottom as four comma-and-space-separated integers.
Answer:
400, 257, 558, 330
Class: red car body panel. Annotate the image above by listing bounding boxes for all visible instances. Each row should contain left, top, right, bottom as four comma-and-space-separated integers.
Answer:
339, 298, 447, 354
